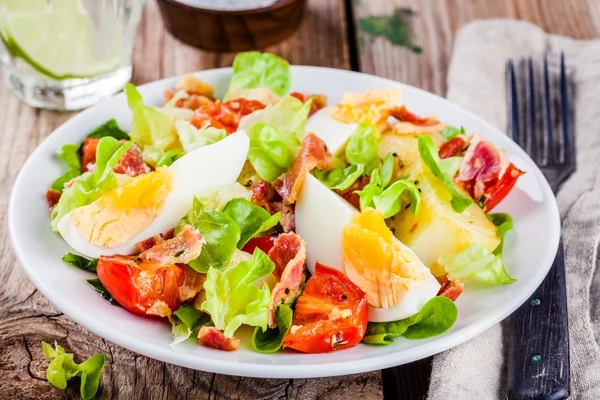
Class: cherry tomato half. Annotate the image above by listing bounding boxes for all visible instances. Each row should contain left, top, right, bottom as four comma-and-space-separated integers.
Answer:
242, 235, 277, 255
482, 163, 525, 212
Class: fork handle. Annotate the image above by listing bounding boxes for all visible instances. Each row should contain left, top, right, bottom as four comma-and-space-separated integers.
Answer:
507, 238, 570, 400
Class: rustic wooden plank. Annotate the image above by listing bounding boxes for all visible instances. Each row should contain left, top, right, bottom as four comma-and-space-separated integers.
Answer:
0, 1, 383, 399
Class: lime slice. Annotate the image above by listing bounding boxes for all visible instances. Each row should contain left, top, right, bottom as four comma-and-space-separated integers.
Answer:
0, 0, 122, 80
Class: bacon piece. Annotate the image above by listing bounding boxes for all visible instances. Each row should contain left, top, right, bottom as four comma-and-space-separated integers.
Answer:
197, 327, 240, 351
273, 133, 332, 204
436, 276, 464, 301
251, 179, 281, 212
482, 163, 525, 212
81, 137, 99, 172
179, 265, 206, 302
134, 229, 175, 253
290, 92, 328, 116
334, 175, 370, 210
457, 134, 505, 200
390, 106, 440, 126
140, 225, 205, 265
271, 202, 295, 232
439, 136, 468, 159
267, 233, 307, 327
45, 189, 62, 210
191, 99, 265, 135
82, 138, 150, 176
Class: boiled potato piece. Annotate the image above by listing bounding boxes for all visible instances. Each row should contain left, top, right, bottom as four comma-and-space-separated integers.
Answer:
380, 134, 500, 271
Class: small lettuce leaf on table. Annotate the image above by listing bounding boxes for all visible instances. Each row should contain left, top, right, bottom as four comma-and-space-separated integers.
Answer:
223, 198, 281, 248
487, 213, 513, 255
417, 135, 472, 213
438, 244, 516, 286
177, 197, 241, 273
50, 137, 132, 231
362, 296, 458, 345
169, 303, 212, 345
175, 119, 226, 154
228, 52, 292, 97
42, 341, 106, 400
252, 304, 293, 353
201, 248, 275, 338
247, 122, 295, 182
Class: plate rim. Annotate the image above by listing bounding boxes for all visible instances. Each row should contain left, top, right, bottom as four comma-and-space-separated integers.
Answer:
8, 65, 561, 378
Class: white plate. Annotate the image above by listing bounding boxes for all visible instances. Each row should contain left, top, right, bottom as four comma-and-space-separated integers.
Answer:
8, 67, 560, 378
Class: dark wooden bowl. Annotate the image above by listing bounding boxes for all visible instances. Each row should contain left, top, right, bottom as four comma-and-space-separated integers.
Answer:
156, 0, 308, 52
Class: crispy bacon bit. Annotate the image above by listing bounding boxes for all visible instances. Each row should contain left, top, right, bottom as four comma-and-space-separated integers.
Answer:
198, 327, 240, 351
457, 134, 505, 200
272, 202, 295, 232
82, 137, 151, 176
251, 180, 281, 212
179, 265, 206, 302
140, 225, 205, 265
439, 136, 468, 159
390, 106, 440, 126
334, 175, 370, 210
267, 233, 307, 327
274, 133, 332, 204
134, 229, 175, 253
290, 92, 328, 116
45, 189, 62, 210
436, 276, 464, 301
482, 163, 525, 212
191, 99, 266, 134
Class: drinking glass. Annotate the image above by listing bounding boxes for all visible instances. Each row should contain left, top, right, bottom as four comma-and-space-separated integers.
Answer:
0, 0, 147, 110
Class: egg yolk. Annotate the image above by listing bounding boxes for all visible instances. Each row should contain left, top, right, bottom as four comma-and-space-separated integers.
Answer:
69, 167, 173, 248
330, 89, 402, 132
342, 207, 427, 309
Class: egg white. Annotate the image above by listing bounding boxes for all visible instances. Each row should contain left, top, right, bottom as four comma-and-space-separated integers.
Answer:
57, 130, 250, 259
295, 174, 440, 322
305, 107, 357, 155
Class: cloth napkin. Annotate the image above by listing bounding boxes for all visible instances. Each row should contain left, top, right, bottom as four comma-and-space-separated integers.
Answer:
427, 20, 600, 399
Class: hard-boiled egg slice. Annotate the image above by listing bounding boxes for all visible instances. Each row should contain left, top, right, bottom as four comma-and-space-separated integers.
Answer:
57, 130, 249, 259
295, 174, 440, 322
305, 107, 357, 155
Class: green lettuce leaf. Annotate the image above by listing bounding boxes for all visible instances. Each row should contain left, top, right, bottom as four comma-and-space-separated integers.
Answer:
50, 137, 132, 231
223, 198, 281, 248
373, 178, 421, 218
379, 152, 394, 188
156, 149, 184, 167
417, 135, 472, 213
438, 244, 516, 286
178, 198, 241, 273
62, 253, 97, 272
439, 125, 466, 140
247, 122, 294, 182
198, 183, 252, 212
487, 213, 513, 255
228, 52, 291, 97
201, 248, 275, 337
252, 304, 293, 353
42, 341, 106, 400
345, 123, 381, 172
51, 144, 82, 192
314, 163, 365, 191
87, 279, 119, 306
169, 303, 212, 345
356, 169, 383, 210
362, 296, 458, 344
175, 119, 226, 154
86, 119, 130, 141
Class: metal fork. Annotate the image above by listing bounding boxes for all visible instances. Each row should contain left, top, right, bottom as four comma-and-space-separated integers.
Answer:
505, 53, 575, 399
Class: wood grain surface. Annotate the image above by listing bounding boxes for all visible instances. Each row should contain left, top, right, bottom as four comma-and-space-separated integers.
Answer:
1, 0, 600, 399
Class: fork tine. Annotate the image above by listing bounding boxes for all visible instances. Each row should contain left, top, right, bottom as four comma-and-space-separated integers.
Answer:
526, 57, 538, 161
559, 52, 575, 164
506, 60, 522, 146
541, 55, 553, 165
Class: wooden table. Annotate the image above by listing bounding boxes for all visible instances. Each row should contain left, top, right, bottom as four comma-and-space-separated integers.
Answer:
2, 1, 599, 399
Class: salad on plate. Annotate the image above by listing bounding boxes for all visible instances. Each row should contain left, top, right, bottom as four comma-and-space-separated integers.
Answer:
45, 52, 524, 354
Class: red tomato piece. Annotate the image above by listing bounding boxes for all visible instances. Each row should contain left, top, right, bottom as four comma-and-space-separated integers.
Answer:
45, 189, 62, 210
482, 163, 525, 212
283, 263, 368, 353
81, 137, 150, 176
81, 137, 98, 172
439, 136, 467, 159
242, 236, 277, 255
190, 99, 265, 134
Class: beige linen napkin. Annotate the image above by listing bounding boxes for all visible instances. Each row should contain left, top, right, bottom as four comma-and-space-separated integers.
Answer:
427, 20, 600, 399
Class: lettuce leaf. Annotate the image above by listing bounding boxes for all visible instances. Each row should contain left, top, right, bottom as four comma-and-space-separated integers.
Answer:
198, 183, 252, 212
314, 163, 365, 191
345, 123, 381, 172
50, 137, 131, 231
438, 244, 516, 286
417, 135, 472, 213
175, 119, 226, 154
379, 152, 394, 188
439, 125, 466, 140
247, 122, 294, 182
228, 52, 291, 97
356, 168, 383, 210
373, 178, 421, 218
487, 213, 513, 255
223, 198, 280, 248
362, 296, 458, 344
62, 253, 97, 272
201, 248, 275, 337
42, 341, 106, 400
252, 304, 293, 353
156, 149, 184, 167
86, 119, 130, 141
178, 198, 241, 273
51, 143, 82, 191
169, 303, 212, 345
87, 279, 119, 306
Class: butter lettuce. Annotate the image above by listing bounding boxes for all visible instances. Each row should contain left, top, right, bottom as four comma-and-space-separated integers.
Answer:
439, 125, 466, 140
156, 149, 184, 167
417, 135, 472, 213
175, 119, 226, 153
228, 52, 291, 97
201, 248, 275, 337
356, 153, 395, 211
87, 279, 119, 305
42, 341, 106, 400
51, 143, 82, 191
198, 183, 252, 212
345, 123, 381, 172
223, 198, 280, 248
314, 163, 365, 191
438, 244, 516, 286
86, 119, 130, 141
178, 198, 241, 273
169, 303, 212, 345
252, 304, 293, 353
373, 178, 421, 218
247, 122, 294, 182
488, 213, 513, 255
51, 137, 131, 231
62, 253, 97, 272
362, 296, 458, 344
